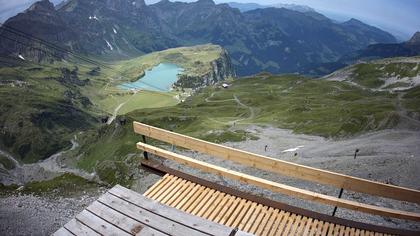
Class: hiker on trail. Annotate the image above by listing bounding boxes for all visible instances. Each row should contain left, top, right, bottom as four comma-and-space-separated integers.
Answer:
264, 145, 268, 152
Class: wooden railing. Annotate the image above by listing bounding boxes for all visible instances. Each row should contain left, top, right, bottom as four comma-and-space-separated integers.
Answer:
133, 121, 420, 221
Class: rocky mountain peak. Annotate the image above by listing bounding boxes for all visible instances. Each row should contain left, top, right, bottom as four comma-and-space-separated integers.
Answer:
134, 0, 146, 8
196, 0, 215, 6
26, 0, 55, 13
408, 31, 420, 44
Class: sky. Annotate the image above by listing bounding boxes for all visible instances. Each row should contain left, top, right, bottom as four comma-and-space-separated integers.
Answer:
1, 0, 419, 40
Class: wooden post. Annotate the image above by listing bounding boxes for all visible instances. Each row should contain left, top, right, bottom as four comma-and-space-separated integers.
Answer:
332, 188, 344, 216
229, 227, 238, 236
142, 135, 149, 160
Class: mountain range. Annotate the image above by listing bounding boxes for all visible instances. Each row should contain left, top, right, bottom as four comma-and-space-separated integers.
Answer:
342, 31, 420, 63
225, 2, 315, 13
0, 0, 396, 75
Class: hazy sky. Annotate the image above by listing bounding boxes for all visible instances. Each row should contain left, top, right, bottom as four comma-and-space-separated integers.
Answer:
1, 0, 419, 40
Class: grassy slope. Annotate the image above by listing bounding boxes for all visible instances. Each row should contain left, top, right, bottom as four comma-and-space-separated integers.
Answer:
0, 62, 99, 163
75, 74, 401, 173
352, 60, 420, 88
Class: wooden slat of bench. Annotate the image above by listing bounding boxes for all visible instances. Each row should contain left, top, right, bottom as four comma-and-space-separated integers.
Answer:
134, 121, 420, 204
98, 193, 207, 236
226, 198, 247, 227
169, 182, 196, 207
179, 185, 206, 211
261, 209, 279, 236
219, 197, 242, 225
242, 203, 261, 232
256, 207, 274, 235
63, 218, 99, 236
202, 192, 226, 219
250, 205, 268, 234
233, 200, 253, 228
109, 185, 244, 236
209, 193, 231, 221
52, 227, 74, 236
137, 142, 420, 221
153, 177, 182, 202
160, 179, 186, 204
144, 173, 169, 196
147, 175, 175, 199
191, 188, 215, 215
214, 195, 236, 224
75, 210, 131, 236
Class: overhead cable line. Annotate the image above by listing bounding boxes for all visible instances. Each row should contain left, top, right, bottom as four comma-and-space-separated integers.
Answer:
0, 24, 111, 69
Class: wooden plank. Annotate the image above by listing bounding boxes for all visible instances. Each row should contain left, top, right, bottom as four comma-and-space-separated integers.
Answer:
179, 185, 206, 211
160, 179, 187, 204
97, 193, 206, 236
52, 227, 74, 236
155, 177, 183, 202
303, 218, 314, 236
309, 219, 320, 236
250, 206, 268, 234
63, 219, 99, 236
327, 223, 336, 236
134, 122, 420, 204
145, 174, 172, 199
277, 212, 293, 235
75, 210, 131, 236
283, 213, 298, 235
232, 200, 253, 228
197, 191, 223, 217
144, 173, 169, 197
268, 211, 288, 236
243, 203, 262, 232
191, 189, 216, 215
169, 182, 197, 207
219, 197, 243, 225
256, 207, 274, 236
137, 142, 420, 222
261, 209, 280, 236
109, 185, 242, 236
296, 216, 308, 236
209, 194, 231, 221
86, 201, 167, 236
214, 195, 237, 224
202, 192, 226, 219
148, 175, 178, 200
289, 214, 303, 235
226, 198, 246, 227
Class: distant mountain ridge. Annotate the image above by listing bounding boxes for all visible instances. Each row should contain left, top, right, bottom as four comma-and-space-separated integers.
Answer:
341, 31, 420, 64
0, 0, 396, 75
226, 2, 314, 13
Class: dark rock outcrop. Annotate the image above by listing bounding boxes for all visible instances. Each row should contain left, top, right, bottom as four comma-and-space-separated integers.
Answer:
174, 49, 235, 89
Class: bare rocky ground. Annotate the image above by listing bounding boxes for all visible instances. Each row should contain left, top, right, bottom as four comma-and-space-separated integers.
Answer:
0, 192, 105, 236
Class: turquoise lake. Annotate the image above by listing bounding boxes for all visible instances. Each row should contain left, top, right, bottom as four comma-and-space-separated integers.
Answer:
119, 63, 184, 92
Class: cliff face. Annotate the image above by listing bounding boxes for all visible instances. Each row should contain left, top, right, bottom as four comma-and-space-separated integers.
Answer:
174, 49, 236, 89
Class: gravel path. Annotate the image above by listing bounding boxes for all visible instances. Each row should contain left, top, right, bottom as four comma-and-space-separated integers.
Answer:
0, 191, 106, 236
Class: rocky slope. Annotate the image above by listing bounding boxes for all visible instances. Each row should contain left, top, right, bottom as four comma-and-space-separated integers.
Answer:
174, 48, 236, 89
0, 0, 396, 75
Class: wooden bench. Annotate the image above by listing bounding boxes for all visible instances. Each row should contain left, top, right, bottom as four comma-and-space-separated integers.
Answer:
133, 121, 420, 234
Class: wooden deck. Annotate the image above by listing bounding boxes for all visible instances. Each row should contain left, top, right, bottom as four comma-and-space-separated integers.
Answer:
144, 173, 397, 236
53, 185, 252, 236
